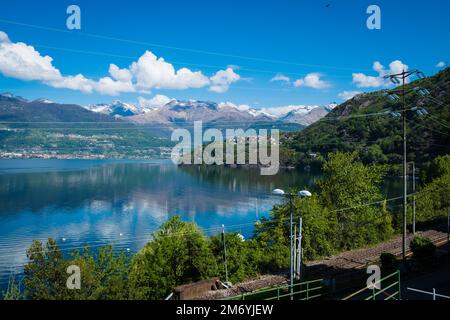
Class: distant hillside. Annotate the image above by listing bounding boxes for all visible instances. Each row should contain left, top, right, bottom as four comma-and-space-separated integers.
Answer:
281, 67, 450, 170
0, 94, 172, 159
0, 93, 116, 122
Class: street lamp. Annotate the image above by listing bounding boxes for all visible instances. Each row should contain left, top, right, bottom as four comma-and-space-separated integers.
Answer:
272, 188, 312, 300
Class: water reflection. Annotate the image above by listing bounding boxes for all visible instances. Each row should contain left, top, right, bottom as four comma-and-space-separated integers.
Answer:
0, 159, 318, 286
0, 159, 406, 288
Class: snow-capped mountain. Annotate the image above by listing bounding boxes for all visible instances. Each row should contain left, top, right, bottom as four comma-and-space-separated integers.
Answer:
85, 100, 140, 117
280, 107, 328, 126
33, 98, 54, 104
82, 99, 333, 128
0, 92, 28, 102
276, 103, 337, 126
130, 100, 274, 125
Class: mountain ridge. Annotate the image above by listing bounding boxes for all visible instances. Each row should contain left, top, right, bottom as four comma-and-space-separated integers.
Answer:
86, 99, 334, 128
281, 67, 450, 169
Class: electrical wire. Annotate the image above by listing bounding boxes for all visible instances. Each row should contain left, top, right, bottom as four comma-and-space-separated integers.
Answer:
0, 18, 374, 72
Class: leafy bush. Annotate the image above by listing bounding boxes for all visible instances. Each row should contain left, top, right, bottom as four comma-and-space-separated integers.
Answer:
209, 232, 259, 284
416, 174, 450, 223
423, 155, 450, 183
128, 216, 218, 299
410, 236, 436, 270
23, 239, 130, 300
318, 152, 393, 249
380, 253, 398, 274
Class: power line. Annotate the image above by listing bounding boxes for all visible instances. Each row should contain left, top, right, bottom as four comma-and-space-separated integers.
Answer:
31, 44, 351, 79
406, 118, 450, 137
0, 18, 373, 72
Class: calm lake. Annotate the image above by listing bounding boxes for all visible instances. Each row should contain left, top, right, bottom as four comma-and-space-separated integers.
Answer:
0, 159, 403, 290
0, 159, 320, 288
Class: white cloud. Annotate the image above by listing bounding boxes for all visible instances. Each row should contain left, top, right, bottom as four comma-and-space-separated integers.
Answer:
109, 64, 132, 82
46, 74, 94, 93
94, 77, 135, 96
227, 64, 240, 70
351, 73, 384, 88
138, 94, 173, 110
436, 61, 446, 68
209, 67, 240, 93
0, 31, 10, 44
352, 60, 409, 88
130, 51, 209, 90
271, 73, 290, 83
294, 73, 330, 89
338, 91, 362, 101
0, 31, 136, 95
0, 40, 62, 82
388, 60, 408, 75
0, 31, 242, 96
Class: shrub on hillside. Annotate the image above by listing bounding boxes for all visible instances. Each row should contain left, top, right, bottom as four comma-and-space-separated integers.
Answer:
380, 253, 398, 274
410, 236, 436, 270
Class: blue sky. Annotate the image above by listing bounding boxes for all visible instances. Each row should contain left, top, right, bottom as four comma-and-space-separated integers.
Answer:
0, 0, 448, 109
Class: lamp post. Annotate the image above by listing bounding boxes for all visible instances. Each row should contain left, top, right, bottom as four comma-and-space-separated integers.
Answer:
272, 188, 312, 300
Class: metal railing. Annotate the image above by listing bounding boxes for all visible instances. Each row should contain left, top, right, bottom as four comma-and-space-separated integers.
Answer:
407, 287, 450, 300
342, 270, 401, 301
223, 278, 323, 301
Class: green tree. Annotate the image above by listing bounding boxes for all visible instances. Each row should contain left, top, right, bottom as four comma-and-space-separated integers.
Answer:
256, 195, 335, 265
415, 155, 450, 223
128, 216, 218, 299
318, 152, 393, 249
292, 195, 335, 260
3, 276, 22, 300
416, 174, 450, 223
252, 211, 290, 273
209, 233, 259, 283
23, 238, 67, 300
363, 144, 388, 164
23, 239, 130, 300
410, 236, 436, 270
63, 246, 130, 300
423, 155, 450, 183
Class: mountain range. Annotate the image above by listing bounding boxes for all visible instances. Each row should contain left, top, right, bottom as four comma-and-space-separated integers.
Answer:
0, 92, 334, 159
0, 92, 335, 129
84, 99, 336, 128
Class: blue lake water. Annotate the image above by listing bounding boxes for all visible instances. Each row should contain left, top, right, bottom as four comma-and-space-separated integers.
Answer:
0, 159, 323, 289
